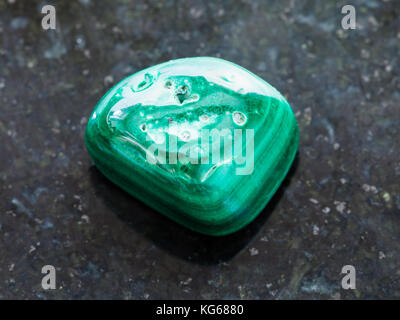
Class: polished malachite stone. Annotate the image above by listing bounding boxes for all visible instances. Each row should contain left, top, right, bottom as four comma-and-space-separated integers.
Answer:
85, 57, 299, 236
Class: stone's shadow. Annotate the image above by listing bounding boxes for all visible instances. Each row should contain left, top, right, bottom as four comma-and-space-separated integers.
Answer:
89, 154, 299, 265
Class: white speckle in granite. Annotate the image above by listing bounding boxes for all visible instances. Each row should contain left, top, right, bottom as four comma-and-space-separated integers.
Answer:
333, 143, 340, 150
27, 60, 35, 68
180, 277, 192, 286
379, 251, 386, 259
382, 192, 391, 203
362, 184, 378, 194
104, 75, 114, 86
385, 64, 393, 73
84, 49, 91, 58
75, 35, 86, 49
303, 107, 312, 125
80, 117, 88, 125
362, 74, 370, 83
11, 198, 33, 218
309, 198, 319, 204
249, 248, 259, 256
189, 7, 204, 19
334, 201, 346, 214
312, 225, 320, 235
322, 207, 331, 214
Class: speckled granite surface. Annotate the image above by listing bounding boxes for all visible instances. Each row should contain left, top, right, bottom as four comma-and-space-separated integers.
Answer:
0, 0, 399, 299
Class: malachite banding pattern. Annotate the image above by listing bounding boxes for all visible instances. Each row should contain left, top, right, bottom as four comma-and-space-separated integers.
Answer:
85, 57, 299, 236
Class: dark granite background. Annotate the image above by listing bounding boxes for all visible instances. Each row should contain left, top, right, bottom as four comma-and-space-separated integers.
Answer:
0, 0, 399, 299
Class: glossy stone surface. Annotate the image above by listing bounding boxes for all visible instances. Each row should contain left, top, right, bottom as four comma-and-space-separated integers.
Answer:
85, 57, 298, 235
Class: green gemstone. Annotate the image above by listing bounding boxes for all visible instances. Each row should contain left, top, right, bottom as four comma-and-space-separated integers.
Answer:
85, 57, 299, 236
